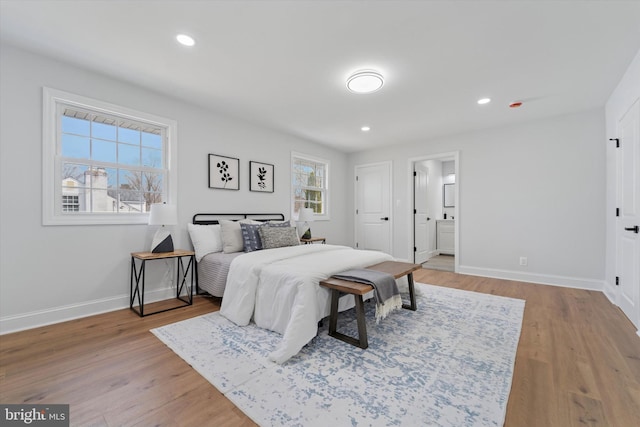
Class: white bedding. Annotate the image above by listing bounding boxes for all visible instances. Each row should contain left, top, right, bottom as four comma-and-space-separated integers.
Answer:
219, 244, 394, 363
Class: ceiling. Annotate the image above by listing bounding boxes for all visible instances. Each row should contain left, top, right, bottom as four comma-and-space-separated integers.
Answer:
2, 1, 639, 153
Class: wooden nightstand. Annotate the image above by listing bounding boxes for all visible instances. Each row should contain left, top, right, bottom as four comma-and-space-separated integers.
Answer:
130, 249, 195, 317
300, 237, 326, 244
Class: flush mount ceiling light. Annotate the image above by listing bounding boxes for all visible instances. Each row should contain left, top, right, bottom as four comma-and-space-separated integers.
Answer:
176, 34, 195, 47
361, 126, 371, 132
477, 97, 491, 105
347, 70, 384, 94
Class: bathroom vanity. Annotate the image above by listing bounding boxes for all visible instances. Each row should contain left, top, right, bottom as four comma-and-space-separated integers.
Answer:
436, 219, 455, 255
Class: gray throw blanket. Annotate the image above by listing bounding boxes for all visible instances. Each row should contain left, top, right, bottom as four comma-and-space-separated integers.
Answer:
331, 268, 402, 322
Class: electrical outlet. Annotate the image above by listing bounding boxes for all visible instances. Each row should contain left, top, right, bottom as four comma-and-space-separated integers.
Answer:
519, 256, 528, 266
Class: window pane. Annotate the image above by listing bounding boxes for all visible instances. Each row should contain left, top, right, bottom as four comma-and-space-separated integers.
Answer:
62, 116, 90, 136
92, 139, 116, 163
86, 167, 109, 189
90, 188, 112, 212
118, 143, 140, 166
119, 169, 141, 191
143, 191, 163, 209
92, 121, 116, 141
142, 131, 162, 149
117, 192, 146, 213
62, 134, 90, 158
142, 172, 164, 193
62, 163, 88, 182
142, 147, 162, 168
118, 126, 140, 144
104, 167, 117, 190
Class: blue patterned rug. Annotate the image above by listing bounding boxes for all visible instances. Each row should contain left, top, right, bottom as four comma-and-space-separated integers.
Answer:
151, 283, 525, 427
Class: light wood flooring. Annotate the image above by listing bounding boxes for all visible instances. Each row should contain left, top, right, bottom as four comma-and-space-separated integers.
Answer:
1, 270, 639, 426
422, 254, 455, 272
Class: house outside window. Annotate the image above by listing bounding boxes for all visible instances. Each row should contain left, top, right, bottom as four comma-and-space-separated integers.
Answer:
43, 88, 177, 225
291, 152, 329, 220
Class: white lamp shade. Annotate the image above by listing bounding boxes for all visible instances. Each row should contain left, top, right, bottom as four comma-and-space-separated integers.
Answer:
298, 208, 314, 223
148, 203, 177, 226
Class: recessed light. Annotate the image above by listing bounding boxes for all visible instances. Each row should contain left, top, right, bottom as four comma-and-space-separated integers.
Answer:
347, 70, 384, 94
176, 34, 195, 47
361, 126, 371, 132
477, 98, 491, 105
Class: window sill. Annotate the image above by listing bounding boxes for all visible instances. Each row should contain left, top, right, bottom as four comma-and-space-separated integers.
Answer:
43, 213, 150, 226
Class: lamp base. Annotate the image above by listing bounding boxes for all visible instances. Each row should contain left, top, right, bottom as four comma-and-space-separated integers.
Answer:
301, 228, 312, 239
151, 228, 174, 253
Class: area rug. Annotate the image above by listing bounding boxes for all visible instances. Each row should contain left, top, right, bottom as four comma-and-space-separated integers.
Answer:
151, 283, 525, 427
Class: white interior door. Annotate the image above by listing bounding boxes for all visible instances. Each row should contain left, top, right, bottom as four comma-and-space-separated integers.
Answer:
616, 98, 640, 330
355, 162, 391, 253
414, 163, 430, 264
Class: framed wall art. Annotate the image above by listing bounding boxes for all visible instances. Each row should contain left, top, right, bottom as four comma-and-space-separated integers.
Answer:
249, 161, 274, 193
209, 154, 240, 190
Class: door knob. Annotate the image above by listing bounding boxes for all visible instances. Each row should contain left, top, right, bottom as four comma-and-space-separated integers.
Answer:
624, 225, 639, 234
380, 217, 389, 221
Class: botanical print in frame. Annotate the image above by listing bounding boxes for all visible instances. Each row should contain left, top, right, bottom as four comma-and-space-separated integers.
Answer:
249, 161, 274, 193
209, 154, 240, 190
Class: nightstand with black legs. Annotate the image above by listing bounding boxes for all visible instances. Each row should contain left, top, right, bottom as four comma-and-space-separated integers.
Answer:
300, 237, 326, 244
130, 249, 195, 317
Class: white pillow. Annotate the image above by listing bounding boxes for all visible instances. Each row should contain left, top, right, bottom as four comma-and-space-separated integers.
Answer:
220, 219, 261, 253
187, 223, 223, 262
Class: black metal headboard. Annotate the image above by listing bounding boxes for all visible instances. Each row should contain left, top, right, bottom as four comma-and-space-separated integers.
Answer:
192, 213, 286, 225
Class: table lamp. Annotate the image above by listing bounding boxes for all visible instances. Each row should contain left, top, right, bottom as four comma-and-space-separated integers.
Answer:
297, 207, 314, 239
149, 203, 178, 253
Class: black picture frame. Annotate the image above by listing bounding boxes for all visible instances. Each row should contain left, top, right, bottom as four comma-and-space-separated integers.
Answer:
249, 161, 274, 193
209, 154, 240, 190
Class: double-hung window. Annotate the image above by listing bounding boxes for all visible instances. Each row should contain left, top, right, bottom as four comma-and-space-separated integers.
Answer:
291, 152, 330, 220
43, 87, 177, 225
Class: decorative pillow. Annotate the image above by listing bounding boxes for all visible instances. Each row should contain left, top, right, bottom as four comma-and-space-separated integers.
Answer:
220, 219, 261, 253
259, 226, 300, 249
240, 222, 265, 252
187, 223, 223, 262
267, 220, 290, 227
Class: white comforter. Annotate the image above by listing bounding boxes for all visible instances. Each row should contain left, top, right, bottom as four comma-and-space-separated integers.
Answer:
219, 244, 394, 363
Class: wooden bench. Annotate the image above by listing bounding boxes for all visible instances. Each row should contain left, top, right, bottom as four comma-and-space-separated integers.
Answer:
319, 261, 420, 349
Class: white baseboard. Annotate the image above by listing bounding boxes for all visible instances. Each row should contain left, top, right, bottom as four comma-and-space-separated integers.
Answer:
601, 280, 618, 305
0, 286, 178, 335
457, 265, 605, 291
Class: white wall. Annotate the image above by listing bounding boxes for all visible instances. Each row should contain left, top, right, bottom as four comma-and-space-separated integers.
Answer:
604, 49, 640, 302
349, 109, 606, 289
0, 44, 350, 333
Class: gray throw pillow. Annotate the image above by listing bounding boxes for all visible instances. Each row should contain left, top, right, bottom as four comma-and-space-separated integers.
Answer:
240, 222, 265, 252
267, 220, 290, 227
259, 226, 300, 249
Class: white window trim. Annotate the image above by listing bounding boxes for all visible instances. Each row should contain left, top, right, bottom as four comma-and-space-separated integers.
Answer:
42, 87, 178, 225
291, 151, 330, 221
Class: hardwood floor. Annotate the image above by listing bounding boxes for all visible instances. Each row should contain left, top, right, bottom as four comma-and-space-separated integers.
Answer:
1, 270, 639, 426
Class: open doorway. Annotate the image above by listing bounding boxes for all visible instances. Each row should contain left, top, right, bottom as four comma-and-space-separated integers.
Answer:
409, 152, 459, 272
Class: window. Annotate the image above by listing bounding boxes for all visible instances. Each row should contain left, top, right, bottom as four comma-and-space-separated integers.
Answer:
291, 152, 330, 220
43, 88, 177, 225
62, 195, 79, 212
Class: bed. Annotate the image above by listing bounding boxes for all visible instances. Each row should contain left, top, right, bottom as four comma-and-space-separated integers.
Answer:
188, 213, 399, 363
191, 213, 286, 297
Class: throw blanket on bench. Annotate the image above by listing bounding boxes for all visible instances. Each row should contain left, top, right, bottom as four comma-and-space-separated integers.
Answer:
331, 269, 402, 323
